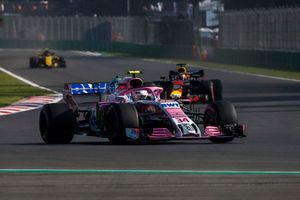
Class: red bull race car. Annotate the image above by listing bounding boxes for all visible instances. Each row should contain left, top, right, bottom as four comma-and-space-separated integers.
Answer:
154, 63, 222, 103
39, 70, 245, 144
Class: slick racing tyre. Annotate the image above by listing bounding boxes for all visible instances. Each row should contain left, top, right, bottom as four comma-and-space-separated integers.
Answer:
29, 57, 38, 68
201, 80, 223, 102
39, 103, 76, 144
210, 79, 223, 101
204, 101, 237, 143
59, 57, 67, 68
106, 104, 139, 144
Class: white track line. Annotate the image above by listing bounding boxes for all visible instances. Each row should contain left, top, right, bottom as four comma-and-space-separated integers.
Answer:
0, 66, 62, 116
0, 67, 58, 93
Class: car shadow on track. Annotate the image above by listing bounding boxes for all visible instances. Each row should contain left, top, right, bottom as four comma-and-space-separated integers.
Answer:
3, 140, 242, 146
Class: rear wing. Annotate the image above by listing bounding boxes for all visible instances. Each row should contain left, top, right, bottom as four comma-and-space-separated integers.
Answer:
64, 82, 108, 95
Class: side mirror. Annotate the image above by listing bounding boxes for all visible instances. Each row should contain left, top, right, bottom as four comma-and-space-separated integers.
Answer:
160, 75, 166, 80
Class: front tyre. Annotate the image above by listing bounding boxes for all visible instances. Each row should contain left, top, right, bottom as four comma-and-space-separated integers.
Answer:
204, 101, 238, 143
106, 104, 139, 144
39, 103, 76, 144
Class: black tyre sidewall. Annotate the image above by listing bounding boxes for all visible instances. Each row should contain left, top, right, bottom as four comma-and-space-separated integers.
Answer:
106, 106, 123, 144
211, 79, 223, 101
205, 101, 238, 143
106, 104, 139, 144
29, 57, 37, 68
205, 100, 238, 126
39, 103, 76, 144
59, 57, 66, 68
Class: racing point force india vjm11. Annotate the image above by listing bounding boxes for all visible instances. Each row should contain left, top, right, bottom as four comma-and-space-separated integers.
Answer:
39, 70, 245, 144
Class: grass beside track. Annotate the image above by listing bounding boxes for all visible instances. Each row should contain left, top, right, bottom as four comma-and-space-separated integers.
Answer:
0, 71, 51, 107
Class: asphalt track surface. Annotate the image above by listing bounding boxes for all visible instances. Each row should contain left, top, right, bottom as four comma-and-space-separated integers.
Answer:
0, 49, 300, 199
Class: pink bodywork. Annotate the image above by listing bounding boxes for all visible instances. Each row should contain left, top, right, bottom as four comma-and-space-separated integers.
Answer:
165, 107, 186, 118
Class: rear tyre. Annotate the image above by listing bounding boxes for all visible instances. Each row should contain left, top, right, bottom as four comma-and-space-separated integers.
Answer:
211, 79, 223, 101
204, 101, 237, 143
29, 57, 37, 68
39, 103, 76, 144
59, 57, 67, 68
202, 80, 223, 102
106, 104, 139, 144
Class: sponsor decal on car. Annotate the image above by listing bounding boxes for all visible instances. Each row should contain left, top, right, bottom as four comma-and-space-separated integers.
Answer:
176, 117, 189, 123
160, 102, 180, 108
70, 82, 107, 95
166, 108, 186, 118
182, 123, 194, 131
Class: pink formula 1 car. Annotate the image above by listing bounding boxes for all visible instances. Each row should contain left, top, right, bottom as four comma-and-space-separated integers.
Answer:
39, 71, 245, 144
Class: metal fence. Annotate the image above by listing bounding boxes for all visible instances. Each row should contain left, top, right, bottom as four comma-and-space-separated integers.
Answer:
219, 7, 300, 52
0, 16, 193, 46
0, 16, 140, 43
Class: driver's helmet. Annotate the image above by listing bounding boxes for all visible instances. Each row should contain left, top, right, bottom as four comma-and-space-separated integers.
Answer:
136, 90, 151, 100
177, 66, 187, 74
43, 48, 51, 56
177, 66, 188, 80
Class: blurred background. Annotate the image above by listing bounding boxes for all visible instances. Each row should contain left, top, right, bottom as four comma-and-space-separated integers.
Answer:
0, 0, 300, 71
